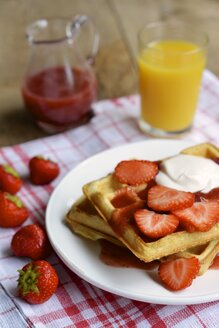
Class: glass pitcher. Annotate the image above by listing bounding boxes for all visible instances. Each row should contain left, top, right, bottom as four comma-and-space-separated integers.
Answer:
22, 15, 99, 133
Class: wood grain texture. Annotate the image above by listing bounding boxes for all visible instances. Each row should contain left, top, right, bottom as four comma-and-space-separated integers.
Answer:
0, 0, 219, 146
0, 0, 133, 146
113, 0, 219, 75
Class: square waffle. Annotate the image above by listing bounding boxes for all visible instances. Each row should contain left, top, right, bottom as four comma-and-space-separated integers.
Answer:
82, 143, 219, 263
66, 195, 122, 246
66, 193, 219, 275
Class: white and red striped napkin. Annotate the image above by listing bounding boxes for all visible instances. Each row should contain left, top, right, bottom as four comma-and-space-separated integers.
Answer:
1, 70, 219, 327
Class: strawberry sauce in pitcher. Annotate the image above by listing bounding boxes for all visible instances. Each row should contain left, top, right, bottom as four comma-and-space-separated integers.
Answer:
22, 16, 99, 133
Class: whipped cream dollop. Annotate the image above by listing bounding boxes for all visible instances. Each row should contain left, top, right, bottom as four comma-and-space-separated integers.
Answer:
155, 154, 219, 193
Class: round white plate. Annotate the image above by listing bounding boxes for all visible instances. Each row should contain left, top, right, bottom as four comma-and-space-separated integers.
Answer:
46, 139, 219, 305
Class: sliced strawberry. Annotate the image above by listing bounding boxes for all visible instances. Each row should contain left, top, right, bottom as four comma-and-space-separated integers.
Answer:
111, 200, 145, 235
111, 187, 139, 208
148, 185, 195, 212
159, 257, 200, 290
134, 209, 179, 238
173, 201, 219, 232
114, 160, 158, 186
179, 221, 196, 233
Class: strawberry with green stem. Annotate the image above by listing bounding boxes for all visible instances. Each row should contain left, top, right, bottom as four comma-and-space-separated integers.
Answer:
0, 164, 22, 194
0, 192, 29, 227
17, 260, 58, 304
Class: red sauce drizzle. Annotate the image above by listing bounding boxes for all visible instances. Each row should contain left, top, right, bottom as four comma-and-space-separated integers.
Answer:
210, 255, 219, 269
111, 200, 145, 235
195, 187, 219, 202
212, 158, 219, 165
111, 187, 139, 208
99, 240, 158, 270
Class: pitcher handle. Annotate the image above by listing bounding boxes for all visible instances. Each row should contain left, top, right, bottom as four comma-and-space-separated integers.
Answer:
67, 15, 99, 65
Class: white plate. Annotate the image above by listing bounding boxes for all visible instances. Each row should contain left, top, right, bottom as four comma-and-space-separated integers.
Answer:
46, 139, 219, 305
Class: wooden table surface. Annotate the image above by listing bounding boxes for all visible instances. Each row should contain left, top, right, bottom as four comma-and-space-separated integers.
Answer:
1, 0, 219, 146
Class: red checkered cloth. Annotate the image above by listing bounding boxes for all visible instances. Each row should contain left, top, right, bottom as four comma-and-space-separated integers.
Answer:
1, 70, 219, 328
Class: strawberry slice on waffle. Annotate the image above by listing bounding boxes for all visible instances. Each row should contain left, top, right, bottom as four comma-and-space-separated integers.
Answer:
173, 201, 219, 232
148, 185, 195, 212
134, 209, 179, 238
111, 187, 140, 208
159, 257, 200, 291
114, 160, 158, 186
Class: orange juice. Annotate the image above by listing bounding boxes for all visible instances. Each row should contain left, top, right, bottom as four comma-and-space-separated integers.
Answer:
138, 40, 206, 132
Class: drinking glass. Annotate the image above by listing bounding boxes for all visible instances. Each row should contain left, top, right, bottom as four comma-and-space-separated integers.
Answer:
137, 21, 208, 137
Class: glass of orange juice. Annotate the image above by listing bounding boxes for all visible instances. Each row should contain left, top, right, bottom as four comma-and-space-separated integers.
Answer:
137, 22, 208, 137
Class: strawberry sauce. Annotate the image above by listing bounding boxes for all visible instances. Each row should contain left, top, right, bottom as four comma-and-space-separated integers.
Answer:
22, 66, 97, 128
110, 187, 139, 208
195, 187, 219, 201
99, 240, 158, 270
210, 255, 219, 269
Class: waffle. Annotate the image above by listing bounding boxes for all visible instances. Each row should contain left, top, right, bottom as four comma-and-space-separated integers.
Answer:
83, 143, 219, 263
66, 193, 219, 275
164, 239, 219, 275
66, 195, 122, 246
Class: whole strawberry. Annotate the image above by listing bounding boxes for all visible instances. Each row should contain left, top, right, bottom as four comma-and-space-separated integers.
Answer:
11, 224, 52, 260
0, 192, 29, 227
29, 156, 59, 185
17, 260, 58, 304
0, 164, 22, 194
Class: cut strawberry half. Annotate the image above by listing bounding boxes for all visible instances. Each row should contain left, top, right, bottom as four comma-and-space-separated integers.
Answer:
114, 160, 158, 186
147, 185, 195, 212
173, 201, 219, 232
179, 221, 196, 233
111, 200, 145, 234
111, 187, 140, 208
159, 257, 200, 291
134, 209, 179, 238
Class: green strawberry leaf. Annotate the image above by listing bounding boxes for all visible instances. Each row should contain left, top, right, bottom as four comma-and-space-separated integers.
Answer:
17, 265, 40, 296
2, 164, 20, 178
5, 193, 23, 208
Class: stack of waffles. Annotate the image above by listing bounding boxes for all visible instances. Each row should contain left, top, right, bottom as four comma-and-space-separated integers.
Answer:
66, 143, 219, 290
